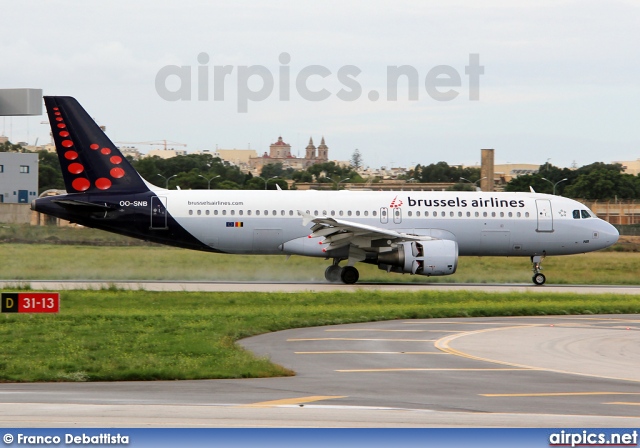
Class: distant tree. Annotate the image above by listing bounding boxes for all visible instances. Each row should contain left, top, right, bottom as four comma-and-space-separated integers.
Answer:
217, 180, 241, 190
291, 170, 313, 183
564, 169, 639, 200
416, 162, 480, 183
131, 154, 250, 189
350, 149, 363, 170
37, 150, 65, 193
447, 183, 476, 191
260, 163, 285, 179
504, 174, 556, 194
0, 141, 25, 152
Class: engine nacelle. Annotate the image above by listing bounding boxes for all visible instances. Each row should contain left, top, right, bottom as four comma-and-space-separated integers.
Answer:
377, 239, 458, 276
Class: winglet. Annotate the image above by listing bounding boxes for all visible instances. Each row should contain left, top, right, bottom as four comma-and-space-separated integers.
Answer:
530, 186, 536, 193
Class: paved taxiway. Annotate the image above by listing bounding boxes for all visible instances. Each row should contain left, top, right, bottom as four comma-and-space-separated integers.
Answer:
1, 314, 639, 427
1, 280, 640, 294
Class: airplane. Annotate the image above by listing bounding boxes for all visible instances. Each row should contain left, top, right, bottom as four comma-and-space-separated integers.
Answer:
32, 96, 619, 285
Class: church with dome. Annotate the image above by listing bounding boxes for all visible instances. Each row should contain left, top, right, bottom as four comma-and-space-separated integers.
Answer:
248, 136, 329, 173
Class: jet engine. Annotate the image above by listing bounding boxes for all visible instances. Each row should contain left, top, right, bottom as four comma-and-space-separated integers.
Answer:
377, 240, 458, 276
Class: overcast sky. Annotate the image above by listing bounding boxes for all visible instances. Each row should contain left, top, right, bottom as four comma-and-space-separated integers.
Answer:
2, 0, 639, 169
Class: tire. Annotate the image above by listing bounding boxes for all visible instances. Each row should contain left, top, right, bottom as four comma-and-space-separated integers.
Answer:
340, 266, 360, 284
324, 265, 342, 282
532, 273, 546, 285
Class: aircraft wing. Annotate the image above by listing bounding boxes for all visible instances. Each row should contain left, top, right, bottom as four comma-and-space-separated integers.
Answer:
300, 211, 434, 253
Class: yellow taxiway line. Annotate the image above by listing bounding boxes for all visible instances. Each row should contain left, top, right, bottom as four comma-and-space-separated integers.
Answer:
337, 368, 530, 373
482, 392, 640, 397
287, 338, 435, 342
240, 396, 347, 408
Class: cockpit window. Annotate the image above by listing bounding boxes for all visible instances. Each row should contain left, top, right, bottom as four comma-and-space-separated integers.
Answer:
572, 210, 580, 219
581, 210, 591, 219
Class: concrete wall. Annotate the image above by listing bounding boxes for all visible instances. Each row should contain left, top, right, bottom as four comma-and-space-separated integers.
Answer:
0, 203, 32, 224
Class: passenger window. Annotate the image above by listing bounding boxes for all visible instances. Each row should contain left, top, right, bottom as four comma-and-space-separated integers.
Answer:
508, 212, 512, 218
323, 210, 327, 215
239, 210, 243, 216
450, 211, 454, 217
356, 211, 360, 216
441, 211, 445, 217
347, 211, 352, 216
500, 212, 504, 217
222, 210, 227, 216
466, 212, 471, 217
491, 212, 496, 217
475, 212, 479, 217
364, 211, 369, 216
289, 210, 294, 216
197, 210, 201, 215
458, 212, 462, 217
483, 212, 487, 217
373, 211, 377, 217
189, 210, 193, 215
525, 212, 530, 218
256, 210, 260, 216
573, 210, 581, 219
425, 211, 429, 217
214, 210, 219, 215
206, 210, 210, 216
339, 211, 344, 216
281, 210, 285, 216
517, 212, 521, 218
408, 211, 413, 217
581, 210, 591, 219
230, 210, 235, 216
248, 210, 252, 216
265, 210, 269, 216
272, 210, 277, 216
416, 211, 421, 217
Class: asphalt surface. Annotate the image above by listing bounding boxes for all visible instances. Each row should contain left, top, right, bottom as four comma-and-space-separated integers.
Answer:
1, 280, 640, 294
1, 314, 639, 427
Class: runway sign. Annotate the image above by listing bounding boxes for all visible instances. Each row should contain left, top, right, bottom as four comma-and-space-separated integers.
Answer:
1, 292, 60, 313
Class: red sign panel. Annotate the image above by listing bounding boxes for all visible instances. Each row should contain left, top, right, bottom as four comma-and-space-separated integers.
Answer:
2, 293, 60, 313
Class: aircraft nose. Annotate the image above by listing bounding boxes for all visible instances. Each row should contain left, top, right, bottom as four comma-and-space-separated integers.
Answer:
598, 220, 619, 248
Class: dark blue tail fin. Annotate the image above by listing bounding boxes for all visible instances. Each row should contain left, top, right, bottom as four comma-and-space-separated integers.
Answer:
44, 96, 150, 194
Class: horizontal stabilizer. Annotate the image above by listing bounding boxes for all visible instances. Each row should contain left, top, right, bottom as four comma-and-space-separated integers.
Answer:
52, 199, 118, 213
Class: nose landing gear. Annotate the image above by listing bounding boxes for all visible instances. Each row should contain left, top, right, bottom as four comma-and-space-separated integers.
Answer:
531, 254, 546, 285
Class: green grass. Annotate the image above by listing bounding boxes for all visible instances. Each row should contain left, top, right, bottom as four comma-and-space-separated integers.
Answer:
1, 289, 640, 382
1, 244, 639, 284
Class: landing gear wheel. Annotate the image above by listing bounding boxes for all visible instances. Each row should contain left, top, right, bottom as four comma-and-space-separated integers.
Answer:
530, 254, 546, 286
324, 265, 342, 283
532, 273, 546, 285
340, 266, 359, 284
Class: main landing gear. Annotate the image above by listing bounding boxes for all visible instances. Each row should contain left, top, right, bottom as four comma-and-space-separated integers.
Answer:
531, 254, 546, 285
324, 259, 360, 284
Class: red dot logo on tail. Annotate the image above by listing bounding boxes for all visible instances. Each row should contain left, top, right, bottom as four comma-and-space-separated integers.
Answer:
72, 178, 90, 192
64, 151, 78, 160
95, 178, 112, 190
68, 163, 84, 174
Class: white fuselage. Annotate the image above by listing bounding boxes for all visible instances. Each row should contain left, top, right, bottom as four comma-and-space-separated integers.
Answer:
151, 189, 618, 257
